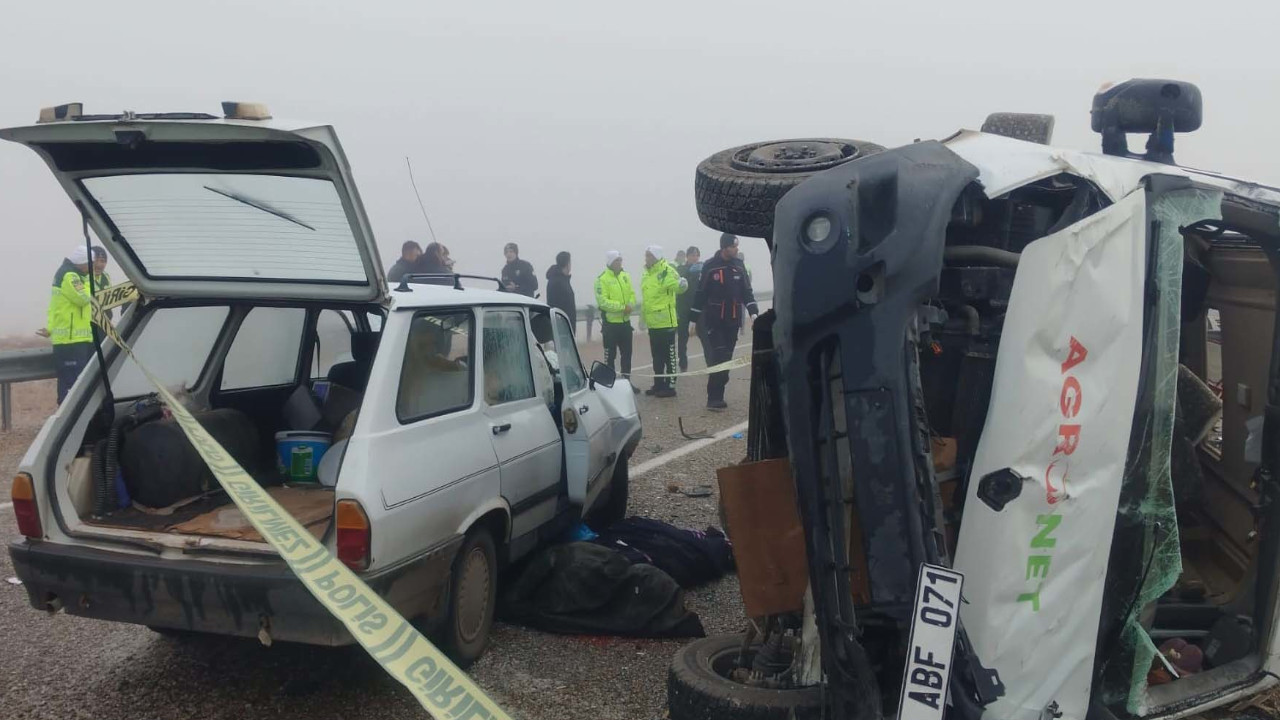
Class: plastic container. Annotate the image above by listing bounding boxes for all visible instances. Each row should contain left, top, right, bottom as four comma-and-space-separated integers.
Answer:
316, 438, 347, 488
274, 431, 332, 483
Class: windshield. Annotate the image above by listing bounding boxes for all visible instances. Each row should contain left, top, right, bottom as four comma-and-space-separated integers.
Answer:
81, 173, 365, 282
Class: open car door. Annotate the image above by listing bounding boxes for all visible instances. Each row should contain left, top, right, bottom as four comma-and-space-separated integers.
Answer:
0, 111, 386, 302
548, 310, 611, 510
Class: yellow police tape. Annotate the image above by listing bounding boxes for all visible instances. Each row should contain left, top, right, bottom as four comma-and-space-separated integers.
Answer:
630, 355, 752, 379
93, 281, 138, 312
89, 291, 513, 720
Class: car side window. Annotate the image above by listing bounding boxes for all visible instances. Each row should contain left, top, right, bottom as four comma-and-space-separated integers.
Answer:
551, 313, 587, 394
221, 307, 306, 390
483, 310, 536, 406
312, 309, 355, 380
396, 310, 474, 423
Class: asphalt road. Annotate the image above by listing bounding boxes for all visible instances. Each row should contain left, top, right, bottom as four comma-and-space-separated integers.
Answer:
0, 331, 756, 720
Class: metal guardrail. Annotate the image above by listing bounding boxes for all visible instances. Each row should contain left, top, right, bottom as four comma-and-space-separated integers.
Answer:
0, 291, 773, 431
0, 347, 56, 432
574, 289, 773, 336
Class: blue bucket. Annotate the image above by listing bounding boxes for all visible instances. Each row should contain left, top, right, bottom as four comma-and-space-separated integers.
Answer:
275, 431, 332, 483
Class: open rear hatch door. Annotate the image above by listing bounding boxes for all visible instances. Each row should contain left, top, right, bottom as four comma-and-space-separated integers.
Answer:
0, 113, 386, 302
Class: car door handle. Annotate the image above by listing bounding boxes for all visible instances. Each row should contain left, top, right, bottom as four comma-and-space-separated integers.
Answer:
491, 423, 512, 435
578, 405, 590, 414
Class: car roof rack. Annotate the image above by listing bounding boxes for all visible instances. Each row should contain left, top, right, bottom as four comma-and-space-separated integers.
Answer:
394, 273, 505, 292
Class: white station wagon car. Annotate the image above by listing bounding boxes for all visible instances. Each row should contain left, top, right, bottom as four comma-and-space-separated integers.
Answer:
3, 103, 642, 666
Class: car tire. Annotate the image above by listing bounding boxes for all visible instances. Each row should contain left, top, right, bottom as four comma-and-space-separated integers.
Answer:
694, 138, 885, 240
441, 527, 498, 668
668, 633, 822, 720
586, 457, 629, 529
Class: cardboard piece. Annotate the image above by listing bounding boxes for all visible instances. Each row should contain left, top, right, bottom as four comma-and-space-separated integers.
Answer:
168, 486, 334, 541
716, 458, 809, 617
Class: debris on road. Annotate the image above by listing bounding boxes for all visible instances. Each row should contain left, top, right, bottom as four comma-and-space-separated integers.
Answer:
678, 417, 712, 440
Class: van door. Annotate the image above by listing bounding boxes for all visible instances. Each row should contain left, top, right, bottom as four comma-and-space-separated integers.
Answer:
953, 181, 1224, 720
548, 309, 611, 509
481, 308, 563, 538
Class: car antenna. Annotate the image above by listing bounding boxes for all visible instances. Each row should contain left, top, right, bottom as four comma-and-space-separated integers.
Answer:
405, 156, 439, 244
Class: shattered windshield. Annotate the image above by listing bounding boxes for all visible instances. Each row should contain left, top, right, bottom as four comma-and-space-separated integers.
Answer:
80, 173, 365, 282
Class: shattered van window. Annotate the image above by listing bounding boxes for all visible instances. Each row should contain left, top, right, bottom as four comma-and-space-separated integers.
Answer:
1104, 185, 1223, 714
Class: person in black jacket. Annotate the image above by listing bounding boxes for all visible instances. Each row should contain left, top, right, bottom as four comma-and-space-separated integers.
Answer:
690, 233, 757, 410
675, 245, 703, 372
387, 241, 423, 282
418, 242, 455, 275
545, 251, 576, 328
501, 242, 539, 297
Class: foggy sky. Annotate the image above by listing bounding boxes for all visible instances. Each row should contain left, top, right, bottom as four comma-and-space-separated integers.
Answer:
2, 0, 1277, 335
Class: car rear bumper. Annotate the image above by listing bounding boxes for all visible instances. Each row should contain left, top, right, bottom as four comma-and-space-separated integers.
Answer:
8, 536, 461, 646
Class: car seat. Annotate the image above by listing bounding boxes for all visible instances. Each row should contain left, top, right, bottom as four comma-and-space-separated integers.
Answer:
327, 331, 380, 392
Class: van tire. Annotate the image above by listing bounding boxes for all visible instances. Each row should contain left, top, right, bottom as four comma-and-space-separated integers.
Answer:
668, 633, 822, 720
442, 527, 497, 668
587, 457, 629, 529
694, 138, 885, 240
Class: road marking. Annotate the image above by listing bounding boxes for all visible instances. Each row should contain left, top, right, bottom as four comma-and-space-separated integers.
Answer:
0, 501, 11, 511
631, 419, 749, 478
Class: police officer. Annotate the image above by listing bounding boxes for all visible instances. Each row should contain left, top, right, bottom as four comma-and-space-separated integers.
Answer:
640, 245, 687, 398
690, 234, 757, 410
501, 242, 539, 297
676, 245, 703, 372
48, 246, 98, 404
594, 250, 639, 392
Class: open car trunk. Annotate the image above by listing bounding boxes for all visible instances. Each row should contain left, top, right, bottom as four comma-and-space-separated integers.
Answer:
55, 299, 382, 553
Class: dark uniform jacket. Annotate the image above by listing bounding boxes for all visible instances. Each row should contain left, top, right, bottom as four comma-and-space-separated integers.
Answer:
691, 254, 757, 326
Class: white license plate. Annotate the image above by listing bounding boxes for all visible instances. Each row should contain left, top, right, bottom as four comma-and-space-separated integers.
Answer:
897, 563, 965, 720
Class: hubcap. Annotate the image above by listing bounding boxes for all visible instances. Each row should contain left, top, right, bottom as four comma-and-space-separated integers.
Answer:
456, 546, 491, 643
731, 139, 861, 173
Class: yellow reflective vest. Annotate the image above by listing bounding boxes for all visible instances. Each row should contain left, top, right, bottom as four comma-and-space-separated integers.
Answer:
594, 269, 636, 324
641, 259, 685, 330
47, 260, 93, 346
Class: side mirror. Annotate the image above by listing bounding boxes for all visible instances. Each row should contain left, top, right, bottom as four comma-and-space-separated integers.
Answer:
588, 361, 616, 389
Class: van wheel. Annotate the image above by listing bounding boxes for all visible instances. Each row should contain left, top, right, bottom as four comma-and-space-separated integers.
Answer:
668, 633, 822, 720
695, 138, 885, 240
442, 527, 497, 668
587, 458, 629, 529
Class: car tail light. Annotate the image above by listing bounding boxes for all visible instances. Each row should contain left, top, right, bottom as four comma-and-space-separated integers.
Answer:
12, 473, 42, 539
335, 499, 370, 571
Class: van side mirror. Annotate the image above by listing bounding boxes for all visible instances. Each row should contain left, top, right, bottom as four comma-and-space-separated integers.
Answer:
589, 361, 616, 389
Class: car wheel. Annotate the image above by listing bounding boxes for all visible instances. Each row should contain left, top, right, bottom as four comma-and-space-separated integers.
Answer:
668, 633, 822, 720
694, 138, 885, 240
586, 457, 629, 529
442, 527, 497, 668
